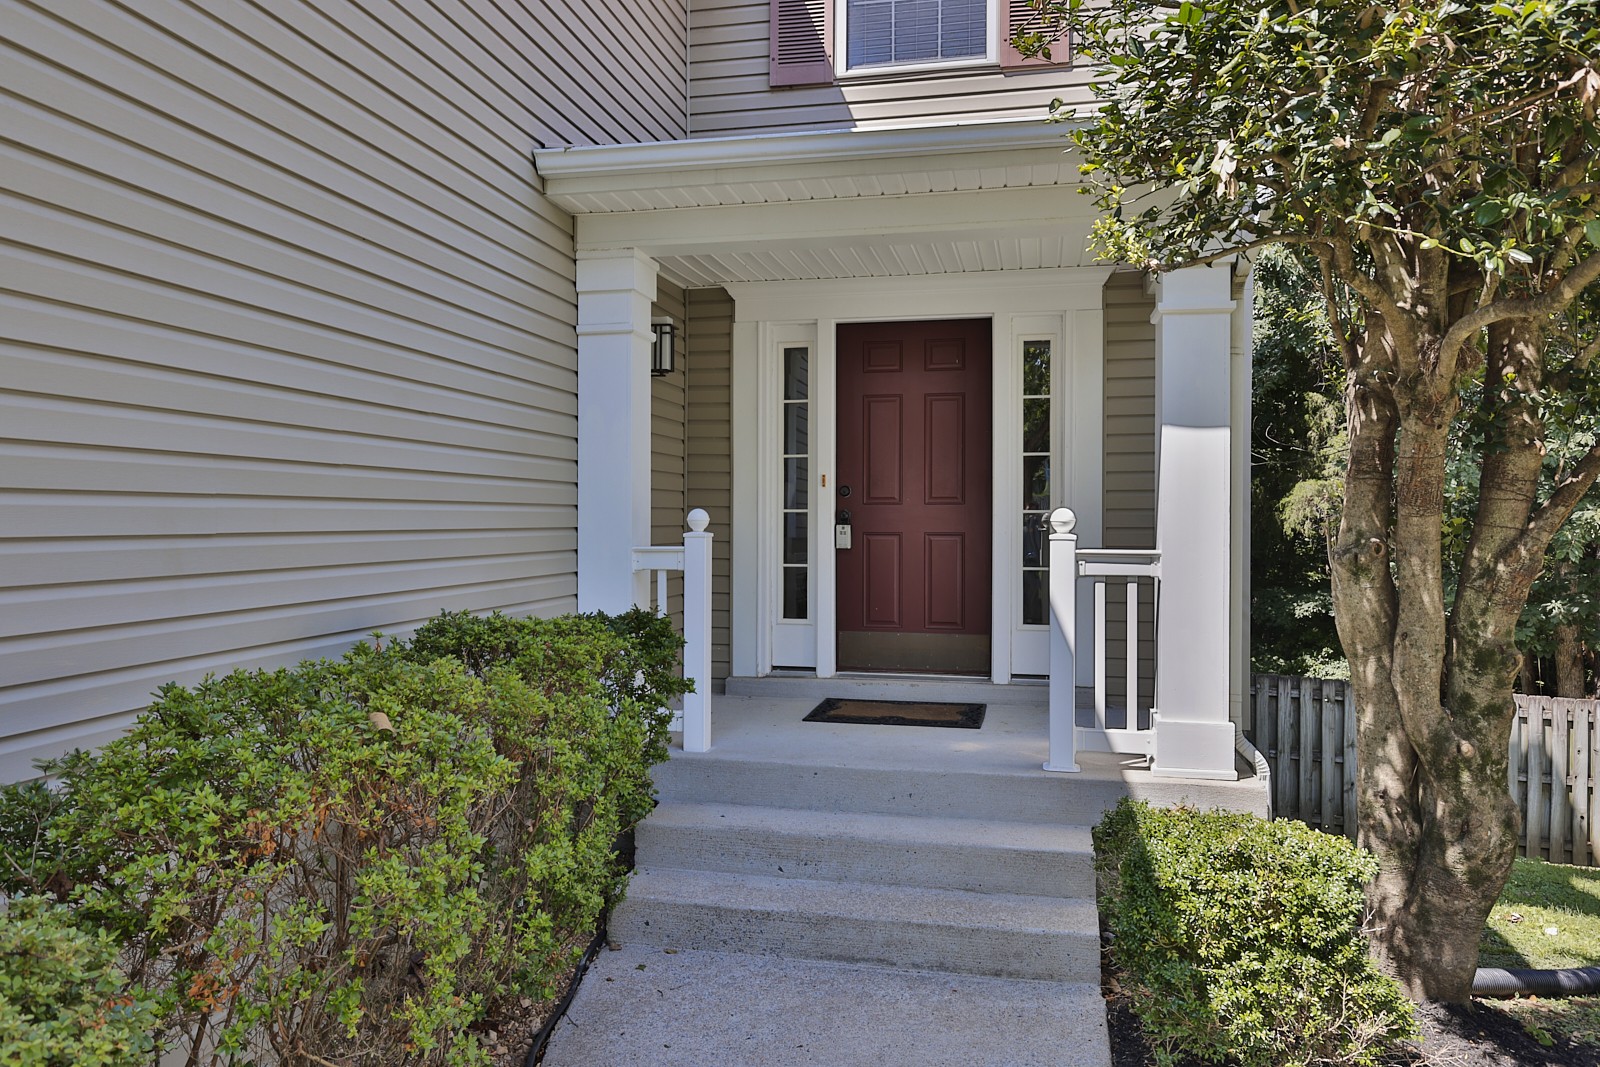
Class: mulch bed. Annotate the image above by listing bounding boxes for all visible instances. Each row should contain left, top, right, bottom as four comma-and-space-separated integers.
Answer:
1101, 942, 1596, 1067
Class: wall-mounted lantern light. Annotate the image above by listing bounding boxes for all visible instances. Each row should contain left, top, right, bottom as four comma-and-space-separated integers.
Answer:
651, 322, 676, 376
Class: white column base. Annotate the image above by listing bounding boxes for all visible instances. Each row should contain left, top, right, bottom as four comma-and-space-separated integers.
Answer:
1151, 718, 1239, 780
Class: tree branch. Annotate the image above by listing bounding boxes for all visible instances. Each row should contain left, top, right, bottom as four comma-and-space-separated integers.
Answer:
1518, 441, 1600, 564
1434, 64, 1598, 139
1438, 251, 1600, 372
1315, 249, 1361, 372
1147, 233, 1323, 272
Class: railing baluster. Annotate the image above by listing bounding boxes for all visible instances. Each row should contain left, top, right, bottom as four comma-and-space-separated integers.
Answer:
1093, 578, 1108, 733
1125, 579, 1139, 724
657, 570, 668, 614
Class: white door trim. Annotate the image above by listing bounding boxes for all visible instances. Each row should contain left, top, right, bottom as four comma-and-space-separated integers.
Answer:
727, 267, 1113, 679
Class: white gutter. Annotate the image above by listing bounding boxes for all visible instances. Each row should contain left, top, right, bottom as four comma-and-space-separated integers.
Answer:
533, 118, 1080, 181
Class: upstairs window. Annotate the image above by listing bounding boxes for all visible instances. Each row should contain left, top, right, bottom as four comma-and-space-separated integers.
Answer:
768, 0, 1068, 86
845, 0, 988, 70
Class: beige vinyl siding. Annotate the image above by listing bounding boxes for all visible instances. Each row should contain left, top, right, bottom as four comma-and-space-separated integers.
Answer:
1103, 270, 1157, 549
684, 288, 735, 682
651, 278, 689, 626
1101, 269, 1157, 711
0, 0, 687, 780
689, 0, 1095, 136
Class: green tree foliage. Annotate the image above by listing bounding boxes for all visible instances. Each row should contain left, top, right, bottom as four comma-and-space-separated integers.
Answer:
1251, 246, 1347, 677
1250, 250, 1600, 691
1022, 0, 1600, 1000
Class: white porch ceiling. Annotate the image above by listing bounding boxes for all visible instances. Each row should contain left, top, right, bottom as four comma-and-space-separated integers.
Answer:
658, 234, 1083, 287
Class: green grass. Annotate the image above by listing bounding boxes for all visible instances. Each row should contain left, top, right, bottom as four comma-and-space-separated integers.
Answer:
1479, 856, 1600, 1051
1480, 857, 1600, 970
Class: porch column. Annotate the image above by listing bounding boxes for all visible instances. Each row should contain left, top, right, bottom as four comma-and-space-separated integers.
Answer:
576, 249, 658, 613
1151, 263, 1238, 779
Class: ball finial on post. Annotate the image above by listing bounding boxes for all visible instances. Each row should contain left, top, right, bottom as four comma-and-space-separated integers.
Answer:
1048, 507, 1077, 536
687, 508, 710, 532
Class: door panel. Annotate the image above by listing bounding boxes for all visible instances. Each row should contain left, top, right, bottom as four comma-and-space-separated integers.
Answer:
836, 319, 992, 673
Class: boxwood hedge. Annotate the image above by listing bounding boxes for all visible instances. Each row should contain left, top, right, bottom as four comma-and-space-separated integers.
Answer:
1094, 799, 1416, 1067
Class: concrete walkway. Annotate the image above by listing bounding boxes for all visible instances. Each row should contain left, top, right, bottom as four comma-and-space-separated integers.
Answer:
544, 945, 1108, 1067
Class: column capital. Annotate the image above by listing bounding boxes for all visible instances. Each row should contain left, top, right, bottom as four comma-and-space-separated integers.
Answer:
575, 247, 660, 295
1151, 261, 1238, 318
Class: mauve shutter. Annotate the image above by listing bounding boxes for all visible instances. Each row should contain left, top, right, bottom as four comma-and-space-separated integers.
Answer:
1001, 0, 1070, 69
770, 0, 835, 87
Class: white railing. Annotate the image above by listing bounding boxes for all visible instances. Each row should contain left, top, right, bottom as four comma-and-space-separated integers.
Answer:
631, 509, 713, 753
1045, 507, 1161, 772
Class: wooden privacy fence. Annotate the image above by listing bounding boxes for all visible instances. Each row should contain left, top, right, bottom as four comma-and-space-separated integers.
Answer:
1249, 675, 1600, 866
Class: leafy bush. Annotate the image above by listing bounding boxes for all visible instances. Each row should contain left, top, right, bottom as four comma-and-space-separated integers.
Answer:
0, 896, 155, 1066
406, 607, 690, 827
0, 610, 682, 1067
1094, 800, 1415, 1067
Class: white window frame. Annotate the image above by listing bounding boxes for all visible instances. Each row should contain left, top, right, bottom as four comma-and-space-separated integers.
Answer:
834, 0, 1000, 77
766, 322, 821, 670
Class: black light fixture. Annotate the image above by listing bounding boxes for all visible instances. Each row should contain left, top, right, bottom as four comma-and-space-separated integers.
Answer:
651, 322, 676, 376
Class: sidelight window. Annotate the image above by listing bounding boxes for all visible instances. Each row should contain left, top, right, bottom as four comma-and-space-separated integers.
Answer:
1020, 338, 1051, 626
781, 346, 811, 620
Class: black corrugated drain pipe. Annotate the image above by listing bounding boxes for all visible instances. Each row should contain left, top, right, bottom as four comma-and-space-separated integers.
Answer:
1472, 965, 1600, 998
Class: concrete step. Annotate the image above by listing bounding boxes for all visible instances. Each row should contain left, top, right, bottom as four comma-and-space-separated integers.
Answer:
638, 801, 1095, 898
543, 945, 1111, 1067
653, 751, 1260, 824
610, 866, 1100, 982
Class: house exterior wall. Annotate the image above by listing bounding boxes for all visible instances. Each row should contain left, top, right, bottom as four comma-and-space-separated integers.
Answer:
685, 288, 736, 682
0, 0, 688, 780
1103, 270, 1156, 550
652, 279, 689, 624
689, 0, 1095, 136
1102, 269, 1158, 705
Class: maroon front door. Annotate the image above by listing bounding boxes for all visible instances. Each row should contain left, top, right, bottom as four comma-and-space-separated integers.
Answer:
836, 320, 992, 673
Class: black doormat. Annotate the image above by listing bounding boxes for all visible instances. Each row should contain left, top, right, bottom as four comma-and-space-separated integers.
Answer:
803, 697, 986, 729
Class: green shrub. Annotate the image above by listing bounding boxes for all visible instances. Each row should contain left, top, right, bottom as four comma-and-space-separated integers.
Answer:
1094, 800, 1415, 1067
0, 610, 681, 1067
0, 896, 155, 1067
405, 607, 689, 828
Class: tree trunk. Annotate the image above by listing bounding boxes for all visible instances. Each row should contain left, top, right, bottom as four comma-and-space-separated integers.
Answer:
1332, 322, 1536, 1004
1553, 623, 1585, 698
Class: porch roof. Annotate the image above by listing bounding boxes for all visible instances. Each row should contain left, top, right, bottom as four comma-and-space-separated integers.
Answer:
533, 120, 1106, 287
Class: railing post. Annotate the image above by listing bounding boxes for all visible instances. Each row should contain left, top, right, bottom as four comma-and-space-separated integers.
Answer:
1045, 507, 1080, 772
681, 508, 713, 753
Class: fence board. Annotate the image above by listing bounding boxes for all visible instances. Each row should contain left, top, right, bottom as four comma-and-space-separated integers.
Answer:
1552, 704, 1570, 863
1320, 679, 1337, 830
1275, 676, 1294, 818
1299, 679, 1316, 828
1342, 683, 1357, 837
1579, 707, 1593, 866
1528, 705, 1546, 861
1248, 676, 1600, 867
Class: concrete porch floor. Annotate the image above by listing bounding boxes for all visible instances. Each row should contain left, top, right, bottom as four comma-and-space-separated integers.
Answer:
677, 684, 1269, 817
